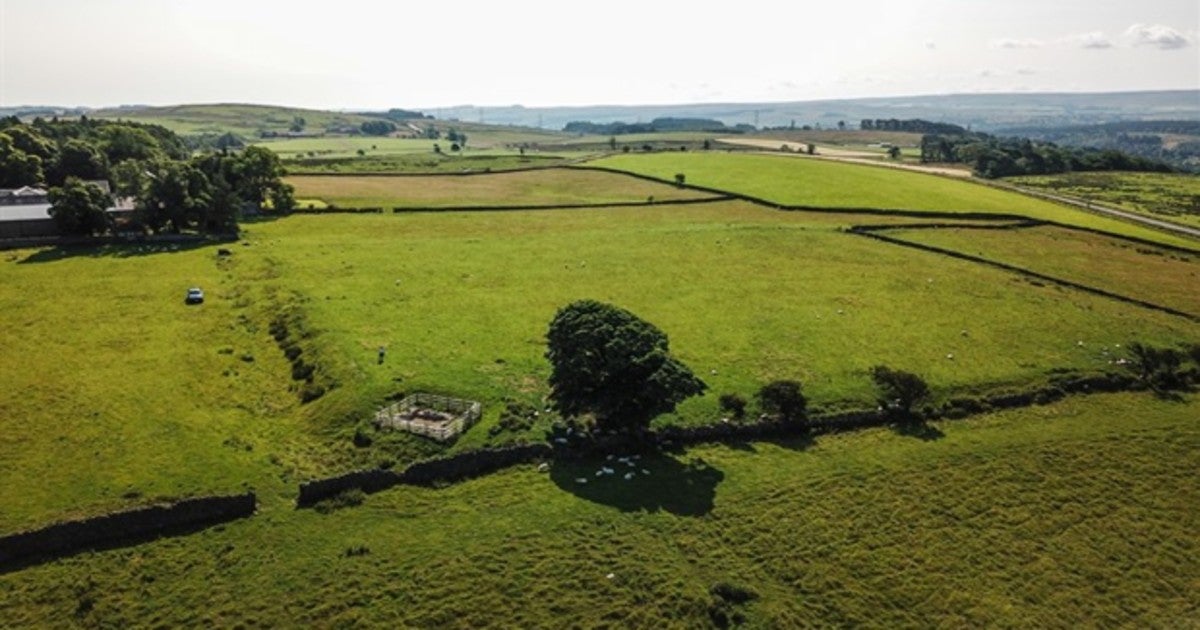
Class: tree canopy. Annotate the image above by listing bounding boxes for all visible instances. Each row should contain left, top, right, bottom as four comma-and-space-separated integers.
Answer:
0, 116, 294, 236
545, 300, 706, 433
869, 365, 930, 417
47, 178, 112, 235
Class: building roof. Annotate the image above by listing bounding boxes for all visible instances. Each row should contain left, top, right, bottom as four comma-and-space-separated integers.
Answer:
0, 203, 53, 221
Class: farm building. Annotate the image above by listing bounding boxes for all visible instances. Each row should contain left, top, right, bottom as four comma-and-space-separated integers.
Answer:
0, 182, 136, 240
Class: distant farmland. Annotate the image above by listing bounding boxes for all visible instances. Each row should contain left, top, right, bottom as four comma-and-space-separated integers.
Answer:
287, 168, 719, 208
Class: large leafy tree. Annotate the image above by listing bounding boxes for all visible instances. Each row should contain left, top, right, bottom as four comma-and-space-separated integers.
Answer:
138, 160, 212, 234
546, 300, 706, 433
869, 365, 930, 418
47, 178, 112, 235
49, 139, 108, 184
229, 145, 294, 212
0, 132, 44, 187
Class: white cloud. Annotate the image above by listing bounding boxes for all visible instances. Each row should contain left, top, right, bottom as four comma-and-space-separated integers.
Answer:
924, 40, 937, 50
1065, 32, 1114, 49
1015, 68, 1036, 76
992, 38, 1042, 49
1124, 24, 1190, 50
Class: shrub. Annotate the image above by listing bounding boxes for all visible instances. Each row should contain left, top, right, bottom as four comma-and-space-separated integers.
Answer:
489, 401, 539, 437
710, 582, 758, 605
708, 582, 757, 628
718, 393, 747, 420
1126, 342, 1188, 392
870, 365, 930, 418
756, 380, 806, 423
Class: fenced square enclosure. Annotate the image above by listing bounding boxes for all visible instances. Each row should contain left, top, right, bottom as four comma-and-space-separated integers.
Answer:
375, 393, 482, 441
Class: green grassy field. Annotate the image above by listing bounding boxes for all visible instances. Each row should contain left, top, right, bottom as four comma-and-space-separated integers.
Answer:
2, 392, 1195, 627
3, 152, 1198, 627
885, 225, 1200, 315
1008, 171, 1200, 230
239, 201, 1197, 457
591, 153, 1199, 248
0, 244, 309, 531
748, 129, 924, 147
287, 169, 718, 208
4, 189, 1197, 530
284, 153, 579, 175
262, 136, 445, 158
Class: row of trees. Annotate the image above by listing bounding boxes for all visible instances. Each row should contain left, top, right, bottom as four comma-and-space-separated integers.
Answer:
919, 132, 1175, 178
861, 119, 967, 134
0, 116, 293, 235
564, 118, 743, 136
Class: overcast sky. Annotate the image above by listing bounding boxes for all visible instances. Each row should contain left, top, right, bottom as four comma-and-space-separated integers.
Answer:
2, 0, 1197, 109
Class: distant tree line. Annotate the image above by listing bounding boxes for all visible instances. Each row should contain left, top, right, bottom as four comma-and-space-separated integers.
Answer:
918, 131, 1175, 179
995, 120, 1200, 172
564, 117, 740, 135
0, 116, 293, 235
360, 120, 397, 136
860, 119, 967, 134
381, 108, 433, 121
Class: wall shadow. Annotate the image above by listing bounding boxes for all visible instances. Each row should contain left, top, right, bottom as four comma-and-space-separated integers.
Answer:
550, 454, 724, 517
891, 421, 945, 441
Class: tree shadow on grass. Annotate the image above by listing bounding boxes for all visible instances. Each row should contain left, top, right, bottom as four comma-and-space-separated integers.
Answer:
891, 421, 945, 441
17, 238, 233, 264
550, 454, 724, 517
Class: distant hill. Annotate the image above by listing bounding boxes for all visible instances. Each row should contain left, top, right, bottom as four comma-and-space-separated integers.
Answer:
428, 90, 1200, 132
88, 103, 390, 136
15, 91, 1199, 142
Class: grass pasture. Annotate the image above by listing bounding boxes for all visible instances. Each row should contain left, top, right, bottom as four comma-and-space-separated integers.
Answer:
286, 168, 717, 209
261, 136, 445, 159
885, 225, 1200, 316
3, 150, 1199, 627
236, 202, 1196, 450
592, 152, 1199, 247
2, 392, 1196, 627
284, 153, 579, 175
0, 243, 312, 531
1008, 171, 1200, 230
